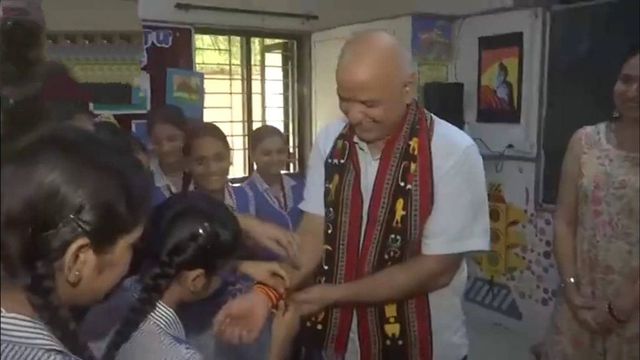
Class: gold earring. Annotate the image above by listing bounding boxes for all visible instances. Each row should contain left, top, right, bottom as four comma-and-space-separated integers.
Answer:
68, 270, 82, 286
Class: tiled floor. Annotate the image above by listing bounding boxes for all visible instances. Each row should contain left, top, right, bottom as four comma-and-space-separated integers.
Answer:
467, 318, 536, 360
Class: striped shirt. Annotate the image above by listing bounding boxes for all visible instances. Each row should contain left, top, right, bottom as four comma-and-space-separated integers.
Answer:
115, 301, 202, 360
1, 308, 81, 360
82, 277, 202, 360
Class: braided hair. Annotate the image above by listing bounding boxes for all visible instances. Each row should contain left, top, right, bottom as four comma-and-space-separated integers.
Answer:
1, 125, 152, 359
102, 191, 241, 360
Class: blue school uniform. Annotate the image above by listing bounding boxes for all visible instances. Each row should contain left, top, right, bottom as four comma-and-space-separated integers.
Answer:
240, 173, 305, 231
1, 308, 80, 360
149, 158, 193, 207
81, 277, 202, 360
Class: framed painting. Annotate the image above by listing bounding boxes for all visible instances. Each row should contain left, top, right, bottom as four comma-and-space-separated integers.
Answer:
477, 32, 524, 124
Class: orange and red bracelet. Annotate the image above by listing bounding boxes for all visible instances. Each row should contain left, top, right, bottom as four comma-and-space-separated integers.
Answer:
253, 282, 283, 310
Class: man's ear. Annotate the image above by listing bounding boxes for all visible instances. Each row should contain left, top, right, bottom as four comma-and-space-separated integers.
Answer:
404, 72, 418, 104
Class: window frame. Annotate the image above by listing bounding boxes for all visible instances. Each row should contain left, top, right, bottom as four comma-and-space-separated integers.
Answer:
193, 28, 310, 180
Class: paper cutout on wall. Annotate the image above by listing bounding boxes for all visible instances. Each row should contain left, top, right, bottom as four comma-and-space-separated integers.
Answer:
142, 28, 174, 67
475, 183, 527, 279
91, 72, 150, 114
165, 68, 204, 121
464, 276, 523, 320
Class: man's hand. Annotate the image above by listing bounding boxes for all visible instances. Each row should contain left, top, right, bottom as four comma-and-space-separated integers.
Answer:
269, 302, 302, 360
238, 261, 290, 293
290, 284, 340, 317
213, 289, 272, 345
238, 215, 300, 268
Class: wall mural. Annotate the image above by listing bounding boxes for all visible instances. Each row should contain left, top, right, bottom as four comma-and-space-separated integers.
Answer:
465, 182, 559, 334
466, 183, 526, 320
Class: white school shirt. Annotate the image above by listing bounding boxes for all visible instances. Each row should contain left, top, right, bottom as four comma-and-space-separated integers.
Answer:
82, 277, 202, 360
299, 116, 490, 360
1, 308, 81, 360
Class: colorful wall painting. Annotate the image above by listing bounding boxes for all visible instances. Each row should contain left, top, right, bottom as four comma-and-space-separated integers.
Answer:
165, 68, 204, 122
411, 16, 452, 63
466, 183, 528, 321
477, 32, 523, 124
91, 72, 150, 114
464, 162, 560, 343
474, 183, 527, 279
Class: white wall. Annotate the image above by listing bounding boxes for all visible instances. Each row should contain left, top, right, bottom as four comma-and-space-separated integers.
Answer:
310, 16, 412, 135
43, 0, 141, 32
454, 8, 545, 157
139, 0, 317, 32
313, 0, 513, 30
138, 0, 514, 33
455, 7, 556, 344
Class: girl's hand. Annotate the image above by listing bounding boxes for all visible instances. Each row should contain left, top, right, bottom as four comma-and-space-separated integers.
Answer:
237, 215, 300, 268
238, 261, 290, 293
213, 289, 272, 345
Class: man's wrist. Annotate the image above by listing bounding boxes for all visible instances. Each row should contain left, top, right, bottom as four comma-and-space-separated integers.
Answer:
331, 283, 350, 305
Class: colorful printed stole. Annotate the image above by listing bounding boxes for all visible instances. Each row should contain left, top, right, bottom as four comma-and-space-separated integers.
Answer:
300, 101, 435, 360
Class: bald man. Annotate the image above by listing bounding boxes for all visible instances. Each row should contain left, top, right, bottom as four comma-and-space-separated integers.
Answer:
217, 31, 489, 360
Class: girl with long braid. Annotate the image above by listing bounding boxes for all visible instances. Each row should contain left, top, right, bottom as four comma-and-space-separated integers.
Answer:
1, 126, 152, 360
101, 193, 242, 360
82, 192, 279, 360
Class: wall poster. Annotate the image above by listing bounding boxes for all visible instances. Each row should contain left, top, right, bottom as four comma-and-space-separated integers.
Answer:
411, 17, 452, 63
165, 68, 204, 122
477, 32, 524, 124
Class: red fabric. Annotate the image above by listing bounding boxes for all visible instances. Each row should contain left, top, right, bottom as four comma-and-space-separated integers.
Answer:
300, 101, 435, 359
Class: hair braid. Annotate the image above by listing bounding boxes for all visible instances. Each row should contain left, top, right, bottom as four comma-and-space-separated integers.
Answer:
26, 257, 96, 360
101, 232, 203, 360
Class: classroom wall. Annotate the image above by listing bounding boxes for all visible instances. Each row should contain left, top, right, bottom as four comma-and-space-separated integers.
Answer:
454, 8, 545, 156
42, 0, 141, 32
314, 0, 513, 30
137, 0, 514, 33
453, 8, 558, 344
310, 16, 413, 134
138, 0, 317, 32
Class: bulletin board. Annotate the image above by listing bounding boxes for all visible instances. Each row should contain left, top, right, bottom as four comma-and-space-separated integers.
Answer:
46, 31, 148, 114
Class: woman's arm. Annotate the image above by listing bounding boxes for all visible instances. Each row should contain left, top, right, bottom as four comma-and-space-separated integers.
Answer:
612, 269, 640, 320
554, 131, 591, 306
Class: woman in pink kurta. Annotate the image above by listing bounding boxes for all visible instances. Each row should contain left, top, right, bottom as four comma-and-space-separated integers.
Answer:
543, 51, 639, 360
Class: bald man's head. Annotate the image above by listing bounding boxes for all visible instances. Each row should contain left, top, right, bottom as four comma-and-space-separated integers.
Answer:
337, 30, 414, 78
335, 31, 417, 145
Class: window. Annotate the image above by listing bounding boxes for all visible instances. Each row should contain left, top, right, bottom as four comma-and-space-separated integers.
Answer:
194, 33, 299, 179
